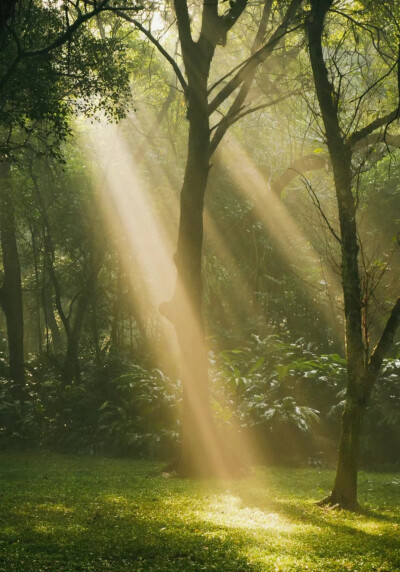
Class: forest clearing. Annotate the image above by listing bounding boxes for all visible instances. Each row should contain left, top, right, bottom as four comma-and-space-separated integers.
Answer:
1, 454, 400, 571
1, 0, 400, 569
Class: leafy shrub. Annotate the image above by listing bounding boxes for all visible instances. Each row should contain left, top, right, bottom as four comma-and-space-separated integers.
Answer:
210, 335, 346, 464
0, 353, 180, 459
95, 363, 180, 458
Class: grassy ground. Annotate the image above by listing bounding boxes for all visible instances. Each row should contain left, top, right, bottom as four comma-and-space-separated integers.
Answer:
0, 454, 399, 571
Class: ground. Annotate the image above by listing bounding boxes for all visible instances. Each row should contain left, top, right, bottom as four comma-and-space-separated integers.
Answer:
0, 454, 399, 571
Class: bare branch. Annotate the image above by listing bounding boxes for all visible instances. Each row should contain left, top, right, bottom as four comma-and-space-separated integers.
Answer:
208, 0, 303, 115
210, 92, 297, 156
347, 109, 399, 147
272, 153, 331, 195
109, 9, 188, 93
208, 0, 273, 154
300, 173, 342, 244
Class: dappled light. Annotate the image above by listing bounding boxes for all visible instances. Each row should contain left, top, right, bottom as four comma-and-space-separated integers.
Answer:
1, 455, 399, 571
1, 0, 400, 568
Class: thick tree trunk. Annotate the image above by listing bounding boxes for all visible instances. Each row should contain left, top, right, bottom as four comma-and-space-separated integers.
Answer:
329, 398, 365, 509
0, 162, 25, 401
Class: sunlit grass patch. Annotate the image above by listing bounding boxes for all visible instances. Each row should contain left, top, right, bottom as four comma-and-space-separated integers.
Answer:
0, 454, 399, 571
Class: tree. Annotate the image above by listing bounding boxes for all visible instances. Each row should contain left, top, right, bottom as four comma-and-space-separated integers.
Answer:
305, 0, 400, 509
125, 0, 302, 476
0, 0, 133, 397
0, 162, 24, 400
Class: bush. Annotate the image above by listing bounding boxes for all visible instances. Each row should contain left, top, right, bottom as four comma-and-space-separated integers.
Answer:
210, 335, 346, 464
0, 352, 180, 459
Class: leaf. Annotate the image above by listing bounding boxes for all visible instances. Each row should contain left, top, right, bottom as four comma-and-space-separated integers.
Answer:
248, 357, 265, 375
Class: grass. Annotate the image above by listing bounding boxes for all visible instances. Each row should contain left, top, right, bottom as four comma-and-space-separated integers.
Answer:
0, 454, 399, 571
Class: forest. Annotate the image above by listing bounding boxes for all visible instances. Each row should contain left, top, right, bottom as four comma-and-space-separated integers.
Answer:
1, 1, 400, 570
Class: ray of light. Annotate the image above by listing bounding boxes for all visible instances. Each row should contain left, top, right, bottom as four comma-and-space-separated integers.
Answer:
83, 120, 246, 477
217, 136, 344, 340
83, 120, 178, 365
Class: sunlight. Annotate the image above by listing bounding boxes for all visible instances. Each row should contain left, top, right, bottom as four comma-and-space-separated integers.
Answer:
203, 209, 264, 334
217, 136, 344, 338
36, 503, 74, 515
83, 120, 179, 365
81, 107, 339, 477
83, 119, 235, 477
199, 493, 289, 532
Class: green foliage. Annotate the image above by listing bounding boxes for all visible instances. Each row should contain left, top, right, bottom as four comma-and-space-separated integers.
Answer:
0, 353, 180, 459
210, 335, 346, 464
362, 357, 400, 469
0, 1, 132, 158
2, 334, 400, 468
95, 361, 180, 458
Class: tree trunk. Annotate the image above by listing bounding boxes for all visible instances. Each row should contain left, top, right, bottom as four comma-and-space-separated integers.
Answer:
42, 275, 62, 352
0, 161, 25, 401
62, 335, 80, 386
61, 265, 101, 385
307, 0, 366, 509
329, 398, 365, 509
166, 0, 253, 476
166, 57, 215, 475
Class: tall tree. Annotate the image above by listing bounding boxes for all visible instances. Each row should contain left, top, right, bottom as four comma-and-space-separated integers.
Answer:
125, 0, 302, 475
0, 161, 25, 398
306, 0, 400, 509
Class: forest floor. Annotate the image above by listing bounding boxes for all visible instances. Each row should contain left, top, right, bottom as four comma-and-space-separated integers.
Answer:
0, 454, 399, 571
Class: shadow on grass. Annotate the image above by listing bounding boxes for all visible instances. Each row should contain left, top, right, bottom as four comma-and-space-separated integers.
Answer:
1, 456, 400, 571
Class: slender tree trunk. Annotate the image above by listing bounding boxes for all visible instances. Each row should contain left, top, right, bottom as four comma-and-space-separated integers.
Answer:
163, 50, 215, 475
61, 266, 101, 385
29, 223, 43, 354
0, 161, 25, 401
42, 275, 62, 352
307, 0, 367, 509
306, 0, 400, 509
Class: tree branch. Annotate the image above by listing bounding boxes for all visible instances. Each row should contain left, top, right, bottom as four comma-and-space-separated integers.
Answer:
368, 297, 400, 380
22, 1, 124, 57
109, 9, 188, 93
347, 109, 399, 148
222, 0, 248, 35
173, 0, 194, 56
272, 153, 331, 195
209, 0, 273, 155
208, 0, 303, 115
